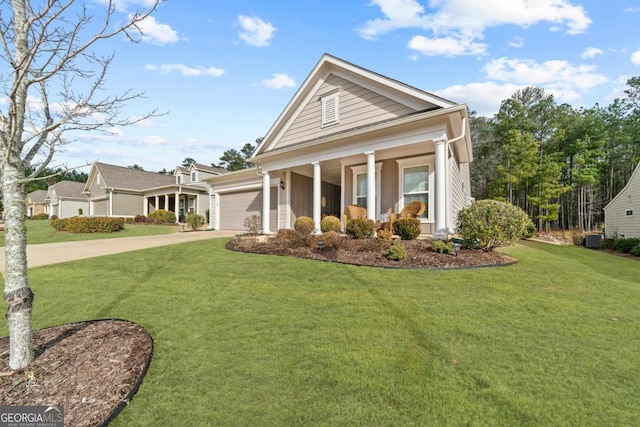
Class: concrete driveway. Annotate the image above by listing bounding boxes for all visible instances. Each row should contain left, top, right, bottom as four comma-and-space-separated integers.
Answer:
0, 229, 239, 274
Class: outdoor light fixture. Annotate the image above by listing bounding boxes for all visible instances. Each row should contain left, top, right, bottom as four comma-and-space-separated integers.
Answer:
452, 242, 461, 256
317, 241, 325, 251
280, 180, 285, 190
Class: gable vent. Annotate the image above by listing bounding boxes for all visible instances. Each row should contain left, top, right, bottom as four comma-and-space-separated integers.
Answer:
321, 92, 339, 126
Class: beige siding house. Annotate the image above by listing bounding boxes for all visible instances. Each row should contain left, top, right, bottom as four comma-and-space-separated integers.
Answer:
604, 162, 640, 238
83, 162, 224, 221
207, 54, 473, 237
45, 181, 89, 218
26, 190, 48, 217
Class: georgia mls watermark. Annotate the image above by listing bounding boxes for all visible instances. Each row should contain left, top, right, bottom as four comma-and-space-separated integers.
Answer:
0, 405, 64, 427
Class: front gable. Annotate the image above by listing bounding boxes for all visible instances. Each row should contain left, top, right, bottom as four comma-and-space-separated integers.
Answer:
253, 54, 455, 158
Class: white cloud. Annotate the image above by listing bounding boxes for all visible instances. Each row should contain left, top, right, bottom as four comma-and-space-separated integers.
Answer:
483, 57, 607, 89
262, 73, 296, 89
133, 15, 179, 45
408, 35, 487, 56
145, 63, 225, 77
359, 0, 591, 57
238, 15, 276, 47
436, 82, 523, 116
509, 37, 525, 48
632, 50, 640, 65
582, 47, 603, 59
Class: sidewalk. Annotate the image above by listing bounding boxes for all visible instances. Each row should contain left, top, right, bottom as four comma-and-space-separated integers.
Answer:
0, 229, 239, 273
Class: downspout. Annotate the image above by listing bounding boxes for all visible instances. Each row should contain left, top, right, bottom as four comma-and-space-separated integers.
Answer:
445, 116, 467, 233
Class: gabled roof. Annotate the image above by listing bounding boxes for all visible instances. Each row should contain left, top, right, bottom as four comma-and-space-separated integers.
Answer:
50, 181, 87, 199
252, 53, 458, 158
27, 189, 47, 203
190, 163, 226, 175
604, 162, 640, 211
90, 162, 175, 191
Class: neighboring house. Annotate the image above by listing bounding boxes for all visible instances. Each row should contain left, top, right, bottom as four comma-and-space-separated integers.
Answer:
604, 162, 640, 238
206, 54, 473, 237
46, 181, 89, 218
83, 162, 225, 221
26, 189, 48, 217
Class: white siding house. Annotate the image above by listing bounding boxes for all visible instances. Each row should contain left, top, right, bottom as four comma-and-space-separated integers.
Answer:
604, 162, 640, 238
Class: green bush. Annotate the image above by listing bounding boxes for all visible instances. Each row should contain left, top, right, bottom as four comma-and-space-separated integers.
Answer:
615, 238, 640, 254
629, 245, 640, 257
149, 209, 176, 224
523, 222, 536, 238
456, 200, 533, 251
601, 238, 616, 250
431, 240, 453, 254
346, 218, 375, 239
186, 213, 206, 230
29, 213, 49, 220
393, 217, 421, 240
294, 216, 315, 235
387, 239, 406, 261
320, 215, 341, 233
51, 216, 124, 233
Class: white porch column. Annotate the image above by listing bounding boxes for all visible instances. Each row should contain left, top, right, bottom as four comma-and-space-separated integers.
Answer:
174, 192, 180, 223
312, 161, 322, 234
164, 194, 168, 211
366, 151, 376, 221
143, 197, 149, 216
208, 189, 215, 229
154, 196, 158, 213
262, 172, 272, 234
434, 137, 448, 239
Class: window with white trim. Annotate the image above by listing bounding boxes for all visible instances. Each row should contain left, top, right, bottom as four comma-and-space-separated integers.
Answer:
397, 156, 434, 221
191, 172, 196, 182
350, 163, 382, 218
321, 92, 339, 126
176, 175, 182, 184
626, 209, 634, 216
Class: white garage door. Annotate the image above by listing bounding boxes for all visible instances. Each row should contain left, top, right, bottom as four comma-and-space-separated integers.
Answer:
219, 188, 277, 231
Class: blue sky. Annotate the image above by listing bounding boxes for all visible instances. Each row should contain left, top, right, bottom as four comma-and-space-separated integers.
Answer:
31, 0, 640, 172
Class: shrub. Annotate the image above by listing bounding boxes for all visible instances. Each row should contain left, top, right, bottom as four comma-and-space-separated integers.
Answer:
51, 216, 124, 233
376, 228, 393, 243
629, 245, 640, 257
393, 217, 421, 240
29, 213, 49, 220
186, 213, 206, 230
149, 209, 176, 224
317, 231, 343, 250
615, 238, 640, 254
431, 240, 453, 254
523, 222, 536, 239
601, 238, 616, 250
134, 215, 148, 223
294, 216, 315, 235
244, 215, 261, 235
346, 218, 375, 239
387, 239, 406, 261
320, 215, 341, 233
572, 231, 586, 246
456, 200, 533, 251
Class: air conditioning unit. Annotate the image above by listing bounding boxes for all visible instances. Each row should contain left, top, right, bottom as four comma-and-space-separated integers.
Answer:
585, 234, 603, 249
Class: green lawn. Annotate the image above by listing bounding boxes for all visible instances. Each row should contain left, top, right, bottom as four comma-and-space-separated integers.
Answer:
0, 219, 178, 246
2, 240, 639, 426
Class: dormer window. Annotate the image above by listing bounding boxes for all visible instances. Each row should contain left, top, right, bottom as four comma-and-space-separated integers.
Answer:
321, 91, 339, 126
191, 172, 196, 182
176, 175, 182, 184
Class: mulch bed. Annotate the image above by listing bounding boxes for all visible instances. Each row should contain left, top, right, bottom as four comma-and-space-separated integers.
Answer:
226, 236, 516, 269
0, 319, 153, 427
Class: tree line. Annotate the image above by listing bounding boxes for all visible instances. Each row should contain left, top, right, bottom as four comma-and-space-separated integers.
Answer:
470, 77, 640, 232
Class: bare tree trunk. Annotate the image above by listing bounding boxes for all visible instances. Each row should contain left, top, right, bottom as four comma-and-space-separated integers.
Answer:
2, 163, 33, 370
